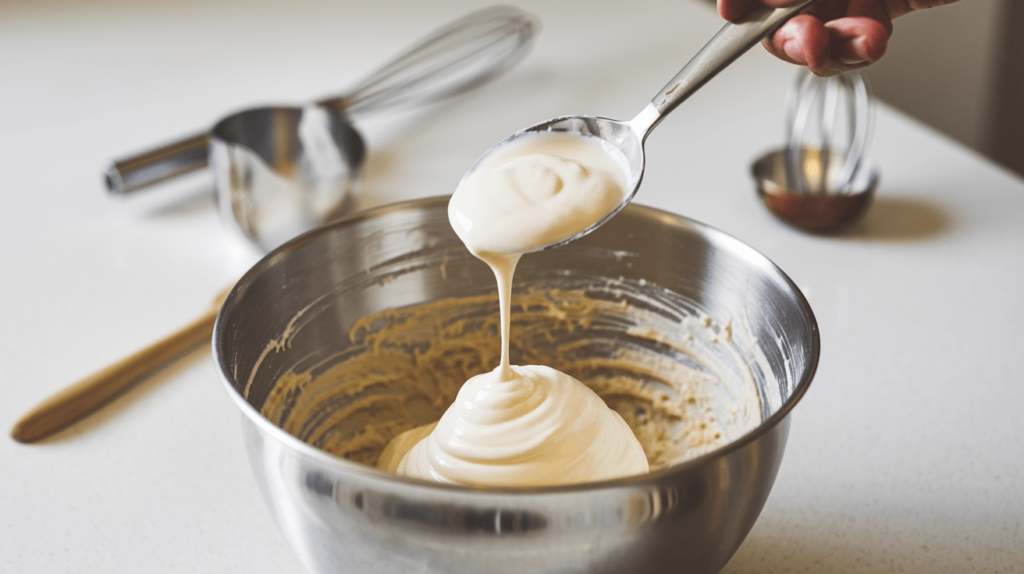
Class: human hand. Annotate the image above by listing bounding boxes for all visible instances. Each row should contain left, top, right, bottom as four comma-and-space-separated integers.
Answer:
718, 0, 963, 76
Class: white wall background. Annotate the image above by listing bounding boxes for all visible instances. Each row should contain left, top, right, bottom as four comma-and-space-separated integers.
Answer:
865, 0, 1001, 151
864, 0, 1023, 176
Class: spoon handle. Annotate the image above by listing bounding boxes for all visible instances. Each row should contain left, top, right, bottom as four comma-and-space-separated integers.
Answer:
633, 0, 817, 136
10, 295, 224, 444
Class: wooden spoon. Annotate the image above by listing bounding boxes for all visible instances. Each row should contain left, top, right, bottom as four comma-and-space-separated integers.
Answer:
10, 288, 230, 444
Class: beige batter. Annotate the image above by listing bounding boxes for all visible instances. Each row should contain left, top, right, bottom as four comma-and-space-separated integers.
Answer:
259, 281, 762, 472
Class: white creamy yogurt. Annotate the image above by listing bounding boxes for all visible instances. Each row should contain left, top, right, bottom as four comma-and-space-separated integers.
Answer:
379, 364, 648, 486
448, 131, 629, 255
381, 130, 648, 486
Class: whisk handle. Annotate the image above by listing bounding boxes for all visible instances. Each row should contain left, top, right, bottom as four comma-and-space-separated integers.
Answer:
635, 0, 817, 136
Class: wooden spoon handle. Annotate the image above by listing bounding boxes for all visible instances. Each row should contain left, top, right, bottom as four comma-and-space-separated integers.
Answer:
10, 304, 219, 444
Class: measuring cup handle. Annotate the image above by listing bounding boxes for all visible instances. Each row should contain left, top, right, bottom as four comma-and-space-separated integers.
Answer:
634, 0, 817, 136
104, 132, 210, 195
316, 5, 538, 116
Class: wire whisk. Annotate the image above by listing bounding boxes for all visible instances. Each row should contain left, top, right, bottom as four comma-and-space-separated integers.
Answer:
784, 69, 873, 195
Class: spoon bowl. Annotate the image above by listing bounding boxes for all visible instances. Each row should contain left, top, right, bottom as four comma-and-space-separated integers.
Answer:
461, 0, 818, 252
463, 114, 646, 252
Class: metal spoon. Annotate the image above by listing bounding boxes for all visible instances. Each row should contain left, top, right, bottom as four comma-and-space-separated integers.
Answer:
460, 0, 816, 252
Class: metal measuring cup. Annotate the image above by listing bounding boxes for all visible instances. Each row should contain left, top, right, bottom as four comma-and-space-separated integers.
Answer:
105, 5, 537, 251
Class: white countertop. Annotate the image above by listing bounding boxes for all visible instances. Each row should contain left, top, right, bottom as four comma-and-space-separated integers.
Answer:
2, 0, 1021, 572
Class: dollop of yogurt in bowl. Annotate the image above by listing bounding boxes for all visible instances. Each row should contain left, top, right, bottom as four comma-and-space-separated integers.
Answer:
378, 364, 649, 487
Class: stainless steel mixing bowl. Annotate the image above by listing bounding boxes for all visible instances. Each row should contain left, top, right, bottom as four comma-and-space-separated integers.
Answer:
213, 197, 819, 574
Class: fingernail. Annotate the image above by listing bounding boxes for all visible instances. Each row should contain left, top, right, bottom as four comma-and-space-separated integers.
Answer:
777, 22, 804, 64
781, 38, 802, 63
840, 38, 870, 66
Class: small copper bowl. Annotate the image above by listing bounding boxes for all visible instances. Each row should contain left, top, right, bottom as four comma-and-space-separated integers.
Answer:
752, 146, 879, 233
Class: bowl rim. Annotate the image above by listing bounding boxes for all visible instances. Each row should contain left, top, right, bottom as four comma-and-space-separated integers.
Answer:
212, 195, 820, 495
